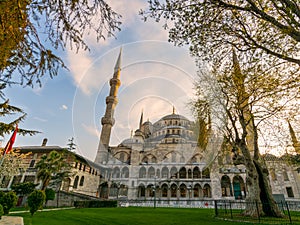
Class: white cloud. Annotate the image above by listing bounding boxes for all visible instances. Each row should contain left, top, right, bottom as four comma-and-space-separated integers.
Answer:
60, 105, 68, 110
33, 117, 47, 122
82, 123, 100, 137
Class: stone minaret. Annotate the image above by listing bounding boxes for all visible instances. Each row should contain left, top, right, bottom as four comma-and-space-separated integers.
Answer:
95, 49, 122, 164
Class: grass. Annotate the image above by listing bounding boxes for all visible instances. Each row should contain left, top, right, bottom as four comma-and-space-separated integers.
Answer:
10, 207, 234, 225
9, 207, 300, 225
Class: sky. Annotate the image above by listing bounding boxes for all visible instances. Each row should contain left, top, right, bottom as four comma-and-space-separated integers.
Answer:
4, 0, 199, 161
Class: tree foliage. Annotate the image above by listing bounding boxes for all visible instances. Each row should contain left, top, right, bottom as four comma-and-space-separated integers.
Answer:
27, 190, 46, 216
36, 150, 74, 190
11, 182, 38, 196
0, 0, 121, 87
142, 0, 300, 66
0, 191, 18, 214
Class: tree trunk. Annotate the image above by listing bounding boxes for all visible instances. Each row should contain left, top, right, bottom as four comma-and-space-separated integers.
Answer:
238, 140, 264, 217
254, 159, 284, 217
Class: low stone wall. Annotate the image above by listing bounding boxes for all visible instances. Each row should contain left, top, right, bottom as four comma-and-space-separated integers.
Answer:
47, 191, 100, 207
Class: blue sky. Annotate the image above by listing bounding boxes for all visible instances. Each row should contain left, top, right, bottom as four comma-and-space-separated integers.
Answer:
4, 0, 199, 161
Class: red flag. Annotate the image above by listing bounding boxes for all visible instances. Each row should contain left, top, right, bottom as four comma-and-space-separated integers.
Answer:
3, 125, 18, 155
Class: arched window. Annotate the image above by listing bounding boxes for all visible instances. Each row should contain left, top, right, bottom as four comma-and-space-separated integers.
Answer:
113, 167, 120, 178
221, 175, 232, 197
139, 167, 146, 178
161, 184, 168, 197
171, 184, 178, 198
170, 167, 178, 178
73, 176, 79, 189
148, 167, 155, 178
203, 184, 211, 198
139, 184, 145, 197
179, 167, 186, 178
233, 176, 245, 199
193, 167, 200, 178
79, 176, 84, 186
180, 184, 187, 197
142, 156, 148, 164
151, 156, 157, 163
122, 167, 129, 178
193, 184, 202, 198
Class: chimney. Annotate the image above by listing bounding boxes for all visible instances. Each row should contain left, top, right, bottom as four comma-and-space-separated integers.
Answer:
42, 138, 48, 146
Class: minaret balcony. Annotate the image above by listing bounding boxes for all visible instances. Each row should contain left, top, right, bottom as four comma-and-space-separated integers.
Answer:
101, 117, 115, 126
106, 96, 118, 104
110, 78, 121, 87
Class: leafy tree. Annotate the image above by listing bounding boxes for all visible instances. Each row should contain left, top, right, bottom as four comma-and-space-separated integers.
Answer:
27, 190, 46, 216
36, 150, 73, 190
192, 49, 300, 217
11, 182, 38, 196
142, 0, 300, 66
0, 191, 18, 214
0, 0, 121, 87
45, 188, 55, 206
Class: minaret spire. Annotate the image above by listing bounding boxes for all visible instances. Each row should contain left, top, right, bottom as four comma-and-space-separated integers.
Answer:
95, 48, 122, 164
139, 110, 143, 130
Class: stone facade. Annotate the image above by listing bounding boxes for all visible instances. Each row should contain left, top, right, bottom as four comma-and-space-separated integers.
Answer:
96, 52, 300, 202
0, 144, 105, 199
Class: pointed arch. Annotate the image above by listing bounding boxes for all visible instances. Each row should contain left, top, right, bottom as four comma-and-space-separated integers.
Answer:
139, 167, 146, 178
193, 183, 202, 198
170, 167, 178, 179
193, 167, 200, 178
233, 175, 245, 199
179, 183, 187, 197
179, 167, 186, 178
73, 176, 79, 189
113, 167, 120, 178
148, 167, 155, 178
138, 184, 145, 197
121, 167, 129, 178
170, 183, 178, 198
203, 184, 211, 198
221, 175, 232, 197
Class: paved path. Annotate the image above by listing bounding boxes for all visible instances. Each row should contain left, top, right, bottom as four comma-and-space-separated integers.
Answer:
0, 216, 23, 225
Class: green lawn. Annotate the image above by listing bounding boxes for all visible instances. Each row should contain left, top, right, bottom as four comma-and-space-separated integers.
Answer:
10, 207, 300, 225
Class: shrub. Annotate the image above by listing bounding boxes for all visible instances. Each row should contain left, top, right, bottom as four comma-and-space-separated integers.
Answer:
0, 191, 18, 214
74, 200, 117, 208
0, 204, 3, 219
27, 190, 46, 216
45, 188, 55, 205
